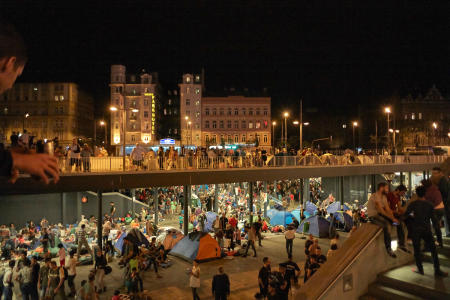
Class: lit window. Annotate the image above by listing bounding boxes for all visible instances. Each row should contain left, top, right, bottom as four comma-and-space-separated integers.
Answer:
220, 121, 224, 128
55, 95, 58, 101
195, 123, 199, 129
186, 76, 191, 83
264, 135, 268, 143
33, 87, 38, 91
195, 88, 200, 94
235, 108, 239, 115
196, 134, 199, 140
263, 120, 268, 128
249, 122, 253, 129
242, 134, 246, 142
195, 100, 200, 106
234, 135, 239, 143
228, 135, 232, 143
256, 121, 261, 129
131, 135, 136, 141
205, 135, 209, 142
411, 113, 415, 120
418, 113, 422, 120
168, 99, 171, 105
212, 135, 217, 143
195, 111, 200, 118
187, 87, 190, 94
205, 121, 210, 128
195, 75, 200, 82
404, 114, 407, 120
186, 99, 190, 106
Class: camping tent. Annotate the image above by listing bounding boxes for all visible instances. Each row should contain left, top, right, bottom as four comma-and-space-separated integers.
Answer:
162, 230, 184, 251
298, 215, 330, 238
326, 202, 350, 215
328, 212, 353, 232
291, 209, 312, 222
305, 201, 318, 216
125, 228, 150, 248
169, 231, 221, 262
205, 212, 218, 232
269, 210, 295, 227
114, 232, 127, 254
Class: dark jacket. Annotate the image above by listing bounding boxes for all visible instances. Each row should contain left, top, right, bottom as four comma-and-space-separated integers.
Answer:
0, 149, 13, 177
212, 273, 230, 295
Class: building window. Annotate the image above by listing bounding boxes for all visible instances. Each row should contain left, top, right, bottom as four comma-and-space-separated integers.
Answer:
234, 135, 239, 143
195, 88, 200, 94
227, 108, 232, 116
263, 120, 268, 128
55, 95, 58, 101
227, 120, 232, 128
249, 121, 253, 129
205, 135, 209, 142
212, 121, 217, 129
195, 134, 199, 141
242, 134, 246, 142
186, 76, 191, 83
418, 112, 422, 120
234, 121, 239, 129
256, 108, 260, 115
144, 99, 148, 106
404, 114, 408, 120
219, 121, 224, 128
242, 108, 246, 115
264, 135, 268, 143
195, 111, 200, 118
186, 99, 190, 106
228, 135, 232, 143
213, 108, 217, 116
220, 135, 225, 143
145, 123, 149, 130
219, 108, 224, 116
234, 108, 239, 115
186, 87, 190, 94
264, 108, 268, 116
249, 108, 253, 116
195, 100, 200, 106
411, 113, 415, 120
144, 111, 148, 118
205, 121, 210, 128
195, 75, 200, 82
131, 135, 136, 141
205, 108, 210, 116
256, 121, 261, 129
212, 135, 217, 143
195, 123, 200, 129
242, 120, 246, 128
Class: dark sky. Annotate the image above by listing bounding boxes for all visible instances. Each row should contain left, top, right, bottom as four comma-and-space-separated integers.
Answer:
1, 0, 449, 116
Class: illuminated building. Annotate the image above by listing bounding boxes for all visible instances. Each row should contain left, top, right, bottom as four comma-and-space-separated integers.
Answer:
0, 82, 94, 144
110, 65, 159, 150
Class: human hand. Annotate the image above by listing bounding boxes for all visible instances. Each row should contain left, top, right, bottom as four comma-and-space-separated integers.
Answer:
10, 151, 59, 184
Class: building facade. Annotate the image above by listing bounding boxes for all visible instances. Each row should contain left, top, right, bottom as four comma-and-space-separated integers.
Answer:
399, 85, 450, 147
0, 82, 94, 144
179, 73, 271, 148
158, 87, 180, 140
110, 65, 160, 149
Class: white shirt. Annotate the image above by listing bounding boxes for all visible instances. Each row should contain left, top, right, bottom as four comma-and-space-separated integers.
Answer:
66, 257, 77, 276
131, 146, 146, 161
69, 143, 81, 158
367, 192, 388, 218
189, 266, 200, 288
2, 267, 13, 287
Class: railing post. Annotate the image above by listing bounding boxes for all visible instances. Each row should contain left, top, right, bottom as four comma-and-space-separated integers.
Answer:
97, 190, 103, 250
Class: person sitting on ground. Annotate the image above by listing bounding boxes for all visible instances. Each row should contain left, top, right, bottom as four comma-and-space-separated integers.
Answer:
367, 182, 401, 258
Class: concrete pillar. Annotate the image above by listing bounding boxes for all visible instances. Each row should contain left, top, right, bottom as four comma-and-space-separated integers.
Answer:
363, 175, 369, 206
153, 188, 158, 226
183, 185, 189, 236
249, 182, 254, 227
263, 181, 268, 218
371, 175, 376, 194
408, 172, 412, 198
423, 171, 426, 180
214, 184, 219, 213
300, 178, 304, 206
339, 176, 344, 209
400, 172, 404, 185
303, 178, 310, 203
97, 191, 103, 250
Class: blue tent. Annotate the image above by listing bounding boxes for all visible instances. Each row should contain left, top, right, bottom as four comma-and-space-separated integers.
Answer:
205, 212, 217, 232
267, 208, 278, 219
326, 202, 350, 214
269, 210, 295, 227
305, 201, 318, 216
328, 212, 353, 231
169, 231, 221, 262
114, 232, 127, 254
291, 209, 312, 222
298, 215, 330, 238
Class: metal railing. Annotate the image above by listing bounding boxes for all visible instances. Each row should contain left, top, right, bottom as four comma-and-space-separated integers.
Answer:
58, 154, 447, 173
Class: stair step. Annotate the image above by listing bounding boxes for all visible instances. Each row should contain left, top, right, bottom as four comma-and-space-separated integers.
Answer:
368, 283, 424, 300
423, 252, 450, 267
359, 294, 379, 300
377, 263, 450, 300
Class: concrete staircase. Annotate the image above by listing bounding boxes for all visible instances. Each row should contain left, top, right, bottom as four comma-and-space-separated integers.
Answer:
362, 236, 450, 300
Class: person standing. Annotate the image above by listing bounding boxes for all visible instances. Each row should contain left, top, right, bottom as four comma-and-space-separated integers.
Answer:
432, 167, 450, 237
402, 186, 448, 277
80, 144, 92, 172
219, 213, 228, 231
38, 258, 50, 300
243, 226, 257, 257
57, 244, 66, 266
47, 261, 66, 300
65, 252, 77, 297
366, 182, 398, 257
422, 179, 445, 247
254, 217, 263, 247
284, 225, 295, 257
190, 260, 201, 300
258, 257, 271, 298
40, 228, 49, 256
68, 138, 81, 172
94, 249, 107, 293
16, 258, 33, 300
386, 184, 410, 253
2, 260, 15, 300
30, 256, 40, 300
211, 266, 230, 300
283, 255, 300, 286
76, 224, 93, 259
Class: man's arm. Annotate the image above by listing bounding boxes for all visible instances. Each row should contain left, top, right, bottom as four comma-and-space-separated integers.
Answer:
375, 200, 397, 221
9, 151, 59, 184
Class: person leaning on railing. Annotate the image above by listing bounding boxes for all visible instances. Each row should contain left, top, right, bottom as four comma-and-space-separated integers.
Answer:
0, 21, 59, 184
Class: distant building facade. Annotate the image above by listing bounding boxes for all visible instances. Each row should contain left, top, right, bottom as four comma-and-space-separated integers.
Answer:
399, 85, 450, 147
158, 87, 180, 140
110, 65, 160, 150
0, 82, 94, 144
179, 73, 271, 148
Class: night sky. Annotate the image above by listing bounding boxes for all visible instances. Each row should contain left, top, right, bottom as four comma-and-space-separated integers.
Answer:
1, 1, 449, 117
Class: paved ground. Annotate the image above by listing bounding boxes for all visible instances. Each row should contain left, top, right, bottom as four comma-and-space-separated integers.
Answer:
73, 229, 340, 299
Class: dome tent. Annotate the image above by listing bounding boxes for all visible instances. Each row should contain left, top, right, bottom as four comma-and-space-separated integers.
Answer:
298, 215, 330, 238
169, 231, 221, 262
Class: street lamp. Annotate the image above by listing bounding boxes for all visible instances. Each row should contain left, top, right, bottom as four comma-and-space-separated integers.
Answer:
23, 113, 29, 132
184, 116, 189, 145
432, 122, 438, 145
110, 106, 139, 171
188, 121, 192, 145
352, 121, 358, 151
389, 129, 400, 155
384, 106, 391, 150
272, 121, 276, 152
283, 112, 289, 148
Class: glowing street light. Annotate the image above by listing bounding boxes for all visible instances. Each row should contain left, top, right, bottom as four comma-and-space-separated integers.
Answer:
352, 121, 358, 150
293, 120, 299, 125
283, 112, 289, 148
272, 121, 276, 151
384, 106, 392, 150
432, 122, 438, 129
303, 122, 310, 126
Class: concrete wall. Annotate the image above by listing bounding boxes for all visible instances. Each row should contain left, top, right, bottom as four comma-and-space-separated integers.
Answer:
0, 191, 148, 227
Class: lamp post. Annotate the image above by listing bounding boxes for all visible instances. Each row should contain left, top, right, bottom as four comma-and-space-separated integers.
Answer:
293, 121, 309, 151
99, 120, 107, 145
384, 107, 391, 150
110, 106, 139, 171
184, 116, 189, 146
299, 99, 303, 151
188, 121, 192, 145
389, 128, 400, 155
272, 121, 276, 153
432, 122, 438, 145
283, 112, 289, 148
23, 113, 29, 132
352, 121, 358, 151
